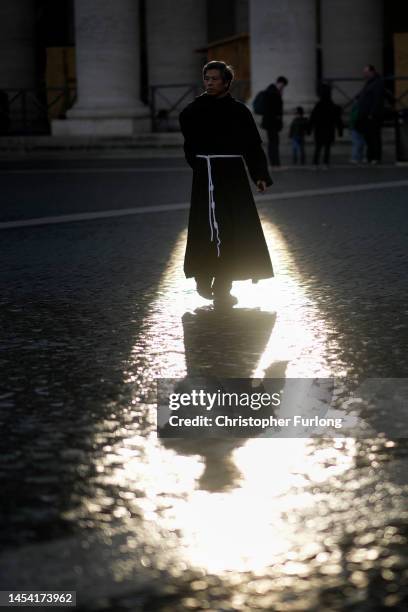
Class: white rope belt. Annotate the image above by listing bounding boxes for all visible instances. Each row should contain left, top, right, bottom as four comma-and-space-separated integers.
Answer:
196, 154, 242, 257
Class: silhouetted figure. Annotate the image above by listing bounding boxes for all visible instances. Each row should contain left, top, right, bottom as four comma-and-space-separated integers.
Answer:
309, 84, 343, 167
261, 76, 288, 168
356, 64, 385, 164
289, 106, 308, 165
179, 61, 273, 307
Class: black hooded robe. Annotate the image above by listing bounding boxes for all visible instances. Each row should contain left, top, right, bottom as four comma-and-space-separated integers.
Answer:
179, 93, 274, 282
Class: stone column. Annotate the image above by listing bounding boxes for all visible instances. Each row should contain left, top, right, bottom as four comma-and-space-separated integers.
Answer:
146, 0, 207, 131
0, 0, 36, 89
146, 0, 207, 86
321, 0, 383, 102
249, 0, 316, 110
53, 0, 149, 136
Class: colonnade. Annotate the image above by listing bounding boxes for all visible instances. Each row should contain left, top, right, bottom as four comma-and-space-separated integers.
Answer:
0, 0, 384, 136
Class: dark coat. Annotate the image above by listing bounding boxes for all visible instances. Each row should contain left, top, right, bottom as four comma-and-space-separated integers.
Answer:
289, 116, 309, 142
357, 74, 385, 121
261, 84, 283, 131
179, 93, 274, 282
309, 99, 343, 144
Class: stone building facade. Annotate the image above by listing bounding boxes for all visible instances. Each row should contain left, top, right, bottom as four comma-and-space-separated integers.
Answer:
0, 0, 406, 136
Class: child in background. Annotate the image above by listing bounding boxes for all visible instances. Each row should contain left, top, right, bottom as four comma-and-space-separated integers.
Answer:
289, 106, 308, 165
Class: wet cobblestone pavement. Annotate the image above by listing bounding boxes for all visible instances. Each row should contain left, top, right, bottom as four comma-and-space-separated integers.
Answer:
1, 163, 408, 610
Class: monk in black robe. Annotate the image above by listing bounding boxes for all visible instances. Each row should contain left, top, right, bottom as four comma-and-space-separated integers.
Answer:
179, 61, 274, 306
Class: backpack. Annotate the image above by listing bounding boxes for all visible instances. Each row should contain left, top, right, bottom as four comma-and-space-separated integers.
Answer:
253, 90, 267, 115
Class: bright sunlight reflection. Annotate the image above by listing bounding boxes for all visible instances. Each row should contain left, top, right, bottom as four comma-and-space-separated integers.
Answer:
114, 216, 356, 573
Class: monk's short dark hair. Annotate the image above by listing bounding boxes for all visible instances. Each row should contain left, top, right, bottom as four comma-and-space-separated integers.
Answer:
277, 75, 289, 86
203, 61, 235, 88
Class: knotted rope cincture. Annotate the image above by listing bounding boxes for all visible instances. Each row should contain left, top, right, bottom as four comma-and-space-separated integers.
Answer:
196, 155, 242, 258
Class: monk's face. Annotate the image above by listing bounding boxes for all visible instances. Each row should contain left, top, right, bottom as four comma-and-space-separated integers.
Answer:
203, 69, 229, 97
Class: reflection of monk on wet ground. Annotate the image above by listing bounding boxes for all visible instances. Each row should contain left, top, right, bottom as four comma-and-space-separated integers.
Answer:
182, 307, 276, 378
160, 307, 288, 491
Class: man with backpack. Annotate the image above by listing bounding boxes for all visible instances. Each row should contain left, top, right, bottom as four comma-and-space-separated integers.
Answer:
253, 76, 288, 168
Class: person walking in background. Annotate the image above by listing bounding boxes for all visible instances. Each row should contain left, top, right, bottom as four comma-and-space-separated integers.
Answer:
260, 76, 288, 168
289, 106, 308, 165
349, 97, 366, 164
356, 64, 385, 164
309, 83, 343, 168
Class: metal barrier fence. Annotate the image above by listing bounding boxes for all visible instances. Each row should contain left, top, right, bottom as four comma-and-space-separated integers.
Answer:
150, 77, 408, 132
323, 76, 408, 161
150, 83, 200, 132
150, 80, 250, 132
323, 76, 408, 123
1, 78, 407, 136
0, 87, 77, 135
